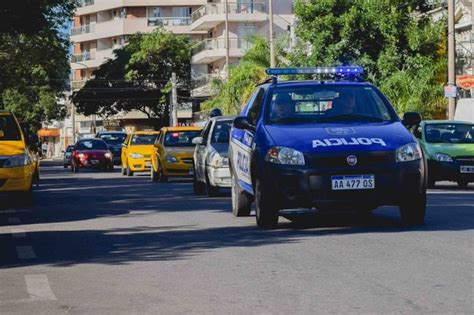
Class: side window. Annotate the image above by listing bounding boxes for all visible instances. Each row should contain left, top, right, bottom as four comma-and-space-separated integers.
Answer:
248, 88, 265, 125
201, 121, 213, 143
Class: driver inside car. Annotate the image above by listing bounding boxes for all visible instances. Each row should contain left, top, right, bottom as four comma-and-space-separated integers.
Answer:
271, 93, 295, 120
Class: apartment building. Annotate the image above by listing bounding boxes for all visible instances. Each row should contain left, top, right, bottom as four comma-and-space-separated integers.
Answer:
70, 0, 295, 136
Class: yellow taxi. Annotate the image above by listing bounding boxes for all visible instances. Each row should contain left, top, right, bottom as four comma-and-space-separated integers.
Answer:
0, 111, 39, 198
151, 127, 202, 182
121, 131, 160, 176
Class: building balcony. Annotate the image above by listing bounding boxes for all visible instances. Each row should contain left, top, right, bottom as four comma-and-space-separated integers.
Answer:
191, 37, 253, 64
191, 74, 226, 97
71, 16, 204, 43
76, 0, 95, 7
71, 48, 115, 69
190, 2, 267, 31
75, 1, 208, 16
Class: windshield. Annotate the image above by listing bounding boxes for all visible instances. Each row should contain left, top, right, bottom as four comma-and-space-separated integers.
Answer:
425, 123, 474, 144
77, 140, 108, 150
211, 120, 232, 144
265, 85, 395, 124
164, 131, 201, 147
0, 114, 22, 141
66, 146, 75, 152
131, 134, 158, 145
99, 133, 127, 145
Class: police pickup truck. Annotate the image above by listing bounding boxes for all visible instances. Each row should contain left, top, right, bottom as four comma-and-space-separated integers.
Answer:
229, 67, 427, 228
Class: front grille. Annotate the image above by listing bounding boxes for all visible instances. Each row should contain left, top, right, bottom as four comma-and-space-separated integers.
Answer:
143, 155, 151, 159
309, 151, 393, 168
181, 158, 193, 164
456, 156, 474, 164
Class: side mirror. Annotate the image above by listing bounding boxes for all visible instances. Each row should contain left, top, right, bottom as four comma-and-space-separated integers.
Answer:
192, 137, 204, 145
121, 143, 127, 148
233, 116, 255, 132
154, 143, 161, 148
0, 130, 4, 138
402, 112, 422, 128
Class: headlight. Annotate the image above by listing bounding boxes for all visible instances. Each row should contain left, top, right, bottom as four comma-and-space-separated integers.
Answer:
165, 155, 178, 163
435, 153, 453, 162
209, 153, 229, 168
396, 143, 422, 162
78, 153, 85, 159
265, 147, 305, 165
130, 153, 144, 159
104, 151, 113, 159
3, 154, 32, 168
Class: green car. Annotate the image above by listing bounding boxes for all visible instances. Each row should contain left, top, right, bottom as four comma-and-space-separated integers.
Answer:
415, 120, 474, 188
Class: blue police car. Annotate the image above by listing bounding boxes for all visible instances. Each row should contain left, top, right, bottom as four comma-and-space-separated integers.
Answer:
229, 67, 427, 228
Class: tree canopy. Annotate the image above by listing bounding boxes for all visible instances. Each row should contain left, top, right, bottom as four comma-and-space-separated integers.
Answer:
0, 0, 74, 130
73, 29, 192, 120
291, 0, 447, 118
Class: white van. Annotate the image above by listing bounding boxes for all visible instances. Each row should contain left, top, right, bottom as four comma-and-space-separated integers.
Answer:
455, 98, 474, 122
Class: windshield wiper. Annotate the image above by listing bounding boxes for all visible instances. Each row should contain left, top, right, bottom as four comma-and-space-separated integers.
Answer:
317, 114, 386, 123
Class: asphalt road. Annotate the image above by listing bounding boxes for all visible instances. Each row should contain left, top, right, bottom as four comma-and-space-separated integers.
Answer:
0, 162, 473, 314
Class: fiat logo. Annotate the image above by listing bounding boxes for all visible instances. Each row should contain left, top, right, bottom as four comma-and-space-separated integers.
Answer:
347, 155, 357, 166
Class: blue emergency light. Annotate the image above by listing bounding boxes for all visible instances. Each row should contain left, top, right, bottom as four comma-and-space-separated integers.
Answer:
265, 66, 364, 76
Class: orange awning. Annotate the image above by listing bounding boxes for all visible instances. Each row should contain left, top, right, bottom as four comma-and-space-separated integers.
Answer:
37, 128, 60, 137
456, 75, 474, 90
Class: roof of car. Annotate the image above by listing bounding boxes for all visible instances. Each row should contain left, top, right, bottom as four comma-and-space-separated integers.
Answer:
212, 115, 236, 122
161, 126, 202, 132
131, 130, 161, 135
97, 131, 127, 134
422, 120, 473, 125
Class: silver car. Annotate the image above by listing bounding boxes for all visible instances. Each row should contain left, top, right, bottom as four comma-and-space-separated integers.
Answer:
192, 116, 235, 196
63, 145, 75, 168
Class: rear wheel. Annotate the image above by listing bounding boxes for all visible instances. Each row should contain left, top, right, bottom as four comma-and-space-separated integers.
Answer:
399, 193, 426, 225
159, 164, 168, 182
231, 171, 252, 217
255, 178, 279, 228
427, 178, 436, 189
457, 179, 469, 189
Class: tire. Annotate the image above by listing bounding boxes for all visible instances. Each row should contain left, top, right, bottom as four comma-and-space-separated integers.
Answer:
70, 163, 75, 173
457, 179, 469, 189
73, 163, 79, 173
121, 163, 127, 175
126, 165, 134, 177
63, 164, 68, 169
427, 178, 436, 189
206, 170, 219, 197
159, 164, 168, 182
151, 166, 159, 182
399, 193, 426, 225
193, 171, 206, 195
231, 171, 251, 217
255, 178, 279, 228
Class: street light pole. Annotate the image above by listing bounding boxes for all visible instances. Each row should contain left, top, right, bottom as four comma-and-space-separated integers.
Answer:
225, 0, 230, 79
448, 0, 456, 120
269, 0, 276, 68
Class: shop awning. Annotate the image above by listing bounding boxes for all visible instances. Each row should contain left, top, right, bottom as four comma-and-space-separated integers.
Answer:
37, 128, 60, 137
456, 75, 474, 90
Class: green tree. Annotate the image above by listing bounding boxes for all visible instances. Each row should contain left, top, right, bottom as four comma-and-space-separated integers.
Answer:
73, 29, 192, 120
292, 0, 447, 118
0, 0, 74, 130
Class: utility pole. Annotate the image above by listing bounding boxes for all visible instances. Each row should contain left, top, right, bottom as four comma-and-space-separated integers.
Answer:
225, 0, 230, 80
448, 0, 456, 119
170, 72, 178, 127
471, 0, 473, 79
269, 0, 276, 68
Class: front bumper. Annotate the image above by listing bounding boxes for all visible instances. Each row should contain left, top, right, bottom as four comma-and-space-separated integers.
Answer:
428, 159, 474, 182
207, 166, 231, 187
129, 158, 152, 172
163, 161, 194, 177
0, 165, 34, 192
259, 158, 425, 209
78, 158, 113, 168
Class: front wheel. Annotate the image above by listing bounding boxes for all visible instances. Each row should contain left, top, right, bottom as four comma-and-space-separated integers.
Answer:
151, 165, 159, 182
255, 178, 279, 228
121, 163, 127, 175
231, 172, 252, 217
193, 170, 206, 195
206, 170, 219, 197
159, 164, 168, 182
126, 165, 134, 177
399, 193, 426, 225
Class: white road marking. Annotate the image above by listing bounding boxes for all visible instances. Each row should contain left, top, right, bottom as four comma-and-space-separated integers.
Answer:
11, 228, 26, 238
25, 274, 57, 301
7, 217, 22, 224
16, 246, 36, 259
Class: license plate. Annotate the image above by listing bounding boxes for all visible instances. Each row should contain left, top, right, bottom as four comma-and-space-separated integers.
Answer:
331, 175, 375, 190
460, 165, 474, 173
91, 160, 99, 165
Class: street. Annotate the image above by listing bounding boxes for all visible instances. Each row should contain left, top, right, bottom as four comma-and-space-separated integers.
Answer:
0, 162, 473, 314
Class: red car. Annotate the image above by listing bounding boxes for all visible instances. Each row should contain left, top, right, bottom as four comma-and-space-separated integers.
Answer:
71, 139, 114, 173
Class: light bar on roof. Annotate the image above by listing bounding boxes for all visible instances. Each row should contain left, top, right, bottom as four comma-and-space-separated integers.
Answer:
265, 66, 364, 76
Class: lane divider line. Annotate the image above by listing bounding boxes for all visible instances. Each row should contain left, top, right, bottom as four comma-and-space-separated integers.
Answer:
16, 246, 36, 259
24, 274, 57, 301
11, 228, 26, 238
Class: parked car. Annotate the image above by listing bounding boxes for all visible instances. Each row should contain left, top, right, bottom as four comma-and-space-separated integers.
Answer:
151, 127, 202, 182
0, 111, 40, 199
415, 120, 473, 188
121, 131, 161, 176
63, 145, 75, 168
192, 116, 235, 196
96, 131, 127, 165
70, 138, 114, 172
454, 98, 474, 123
